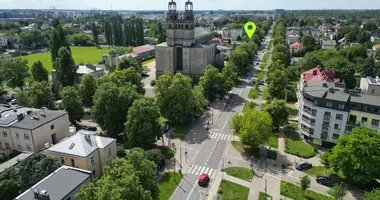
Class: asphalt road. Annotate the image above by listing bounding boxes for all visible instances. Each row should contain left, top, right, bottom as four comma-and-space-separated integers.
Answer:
169, 36, 271, 200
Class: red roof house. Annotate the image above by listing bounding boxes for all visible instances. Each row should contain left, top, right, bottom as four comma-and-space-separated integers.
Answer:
302, 66, 340, 84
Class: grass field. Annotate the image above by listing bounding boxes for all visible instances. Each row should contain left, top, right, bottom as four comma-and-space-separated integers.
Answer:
284, 124, 316, 158
23, 46, 110, 71
262, 88, 270, 100
242, 101, 256, 114
225, 167, 255, 182
159, 117, 190, 140
219, 180, 250, 200
281, 181, 333, 200
231, 141, 277, 160
305, 166, 328, 177
158, 172, 182, 200
248, 88, 259, 99
259, 192, 272, 200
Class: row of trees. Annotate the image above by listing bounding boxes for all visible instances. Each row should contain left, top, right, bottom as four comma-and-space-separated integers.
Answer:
104, 17, 145, 47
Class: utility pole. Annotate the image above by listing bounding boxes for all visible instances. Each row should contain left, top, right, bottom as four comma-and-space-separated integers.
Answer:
221, 158, 224, 180
179, 141, 182, 171
265, 179, 267, 196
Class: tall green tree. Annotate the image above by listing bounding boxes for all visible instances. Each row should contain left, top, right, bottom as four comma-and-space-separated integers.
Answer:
124, 99, 162, 149
301, 34, 317, 53
229, 48, 250, 75
31, 60, 49, 82
104, 20, 113, 46
156, 22, 166, 43
154, 73, 207, 124
92, 82, 141, 138
79, 74, 97, 106
123, 22, 132, 46
322, 127, 380, 184
1, 58, 30, 90
98, 68, 145, 95
61, 86, 84, 125
363, 188, 380, 200
262, 98, 289, 130
55, 47, 77, 87
267, 69, 288, 100
50, 25, 71, 64
299, 175, 311, 191
91, 22, 99, 45
118, 56, 139, 71
27, 80, 55, 109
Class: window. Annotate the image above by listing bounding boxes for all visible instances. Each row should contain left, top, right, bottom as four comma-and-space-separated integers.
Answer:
326, 102, 332, 107
338, 104, 345, 109
92, 170, 96, 175
26, 144, 31, 150
60, 157, 65, 164
185, 25, 188, 29
324, 111, 331, 116
24, 133, 30, 140
3, 131, 7, 137
371, 119, 379, 127
18, 144, 21, 149
321, 131, 328, 140
16, 133, 19, 138
168, 24, 172, 29
5, 142, 10, 149
336, 114, 343, 120
108, 148, 112, 157
372, 89, 375, 94
332, 134, 340, 140
312, 109, 317, 116
50, 124, 55, 130
334, 124, 341, 130
71, 159, 75, 167
91, 157, 95, 166
362, 117, 368, 123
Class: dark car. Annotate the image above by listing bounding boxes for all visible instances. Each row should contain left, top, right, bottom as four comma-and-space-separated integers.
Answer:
316, 176, 335, 187
295, 161, 312, 170
198, 173, 210, 186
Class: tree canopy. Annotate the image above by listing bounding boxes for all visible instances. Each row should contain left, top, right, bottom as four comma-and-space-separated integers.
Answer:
31, 60, 49, 82
55, 47, 77, 87
98, 67, 145, 95
60, 86, 84, 125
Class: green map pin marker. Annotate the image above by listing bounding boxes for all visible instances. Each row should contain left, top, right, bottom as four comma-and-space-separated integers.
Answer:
244, 22, 256, 39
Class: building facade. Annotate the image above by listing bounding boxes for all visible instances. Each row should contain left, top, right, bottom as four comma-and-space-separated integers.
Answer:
155, 0, 217, 77
43, 130, 117, 177
0, 106, 69, 153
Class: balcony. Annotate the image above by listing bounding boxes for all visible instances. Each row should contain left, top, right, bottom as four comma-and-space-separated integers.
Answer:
323, 115, 331, 121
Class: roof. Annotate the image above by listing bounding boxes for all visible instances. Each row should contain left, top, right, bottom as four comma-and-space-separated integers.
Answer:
0, 106, 31, 127
322, 39, 336, 45
117, 53, 138, 60
373, 44, 380, 49
11, 109, 67, 130
290, 41, 302, 48
0, 152, 33, 174
302, 66, 340, 84
76, 65, 103, 74
15, 165, 91, 200
45, 131, 115, 157
133, 44, 155, 54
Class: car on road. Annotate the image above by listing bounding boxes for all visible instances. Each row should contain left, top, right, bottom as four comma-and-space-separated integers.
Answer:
316, 176, 336, 187
198, 173, 210, 186
295, 160, 312, 171
252, 77, 265, 85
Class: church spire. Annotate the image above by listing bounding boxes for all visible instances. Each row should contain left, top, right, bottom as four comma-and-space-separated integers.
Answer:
185, 0, 193, 11
168, 0, 177, 11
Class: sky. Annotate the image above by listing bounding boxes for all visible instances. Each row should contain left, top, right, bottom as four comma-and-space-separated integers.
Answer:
1, 0, 380, 10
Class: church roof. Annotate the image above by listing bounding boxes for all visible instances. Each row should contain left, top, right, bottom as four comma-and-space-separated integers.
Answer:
194, 27, 210, 39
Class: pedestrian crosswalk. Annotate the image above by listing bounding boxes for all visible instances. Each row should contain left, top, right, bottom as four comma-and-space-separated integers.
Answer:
209, 132, 233, 141
186, 165, 217, 179
251, 162, 283, 178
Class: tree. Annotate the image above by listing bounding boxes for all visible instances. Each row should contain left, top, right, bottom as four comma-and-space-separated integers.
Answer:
324, 58, 356, 89
272, 52, 289, 67
363, 188, 380, 200
98, 68, 145, 95
229, 48, 250, 75
79, 74, 97, 106
31, 61, 48, 82
156, 22, 166, 43
61, 86, 84, 125
118, 56, 139, 71
92, 82, 141, 138
145, 149, 166, 169
154, 73, 207, 124
198, 65, 223, 101
50, 25, 70, 64
299, 175, 311, 191
230, 114, 244, 135
301, 34, 317, 53
91, 22, 99, 45
104, 20, 113, 46
1, 58, 30, 90
328, 183, 347, 200
322, 127, 380, 184
345, 45, 367, 62
262, 99, 289, 130
19, 30, 45, 48
267, 69, 288, 99
238, 110, 273, 148
75, 149, 157, 200
69, 33, 95, 46
376, 50, 380, 60
27, 81, 55, 109
55, 47, 77, 87
124, 99, 162, 149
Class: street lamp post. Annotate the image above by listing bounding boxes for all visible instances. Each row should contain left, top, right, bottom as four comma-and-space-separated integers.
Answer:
221, 158, 225, 180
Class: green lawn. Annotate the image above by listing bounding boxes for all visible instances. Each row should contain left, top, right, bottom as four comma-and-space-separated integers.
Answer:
256, 71, 264, 80
219, 180, 250, 200
23, 46, 110, 71
142, 57, 155, 65
287, 104, 298, 118
242, 101, 256, 114
248, 88, 259, 99
231, 141, 277, 160
225, 167, 254, 182
262, 88, 270, 100
262, 53, 270, 63
159, 117, 190, 140
284, 124, 316, 158
158, 172, 182, 200
265, 132, 279, 149
305, 166, 328, 177
281, 181, 333, 200
259, 192, 272, 200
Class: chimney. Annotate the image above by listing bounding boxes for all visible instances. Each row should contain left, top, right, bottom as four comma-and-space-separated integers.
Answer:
312, 69, 317, 75
33, 189, 50, 200
69, 126, 77, 136
376, 76, 379, 82
87, 64, 96, 71
84, 132, 91, 141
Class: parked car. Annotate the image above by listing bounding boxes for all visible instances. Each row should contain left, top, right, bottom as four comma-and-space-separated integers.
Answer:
10, 99, 19, 105
316, 176, 336, 187
198, 173, 210, 186
252, 77, 265, 85
295, 161, 312, 170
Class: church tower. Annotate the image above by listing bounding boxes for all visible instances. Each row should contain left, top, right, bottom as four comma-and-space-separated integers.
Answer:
166, 0, 195, 47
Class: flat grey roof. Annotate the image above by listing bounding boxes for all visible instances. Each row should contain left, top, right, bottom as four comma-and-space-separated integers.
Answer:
15, 165, 91, 200
46, 132, 115, 157
0, 152, 34, 174
11, 109, 67, 130
0, 106, 31, 127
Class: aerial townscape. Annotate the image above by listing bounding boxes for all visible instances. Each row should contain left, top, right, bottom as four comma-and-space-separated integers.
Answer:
1, 0, 380, 200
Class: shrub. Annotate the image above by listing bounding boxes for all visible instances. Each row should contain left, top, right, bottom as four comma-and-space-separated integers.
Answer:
151, 80, 157, 86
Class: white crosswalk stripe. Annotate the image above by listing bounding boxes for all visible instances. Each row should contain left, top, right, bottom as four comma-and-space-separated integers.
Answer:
209, 132, 233, 141
186, 165, 218, 179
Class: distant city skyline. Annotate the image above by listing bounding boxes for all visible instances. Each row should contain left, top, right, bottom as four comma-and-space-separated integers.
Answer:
1, 0, 380, 10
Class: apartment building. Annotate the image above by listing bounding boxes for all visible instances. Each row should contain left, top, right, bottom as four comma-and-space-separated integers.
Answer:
222, 28, 243, 41
359, 76, 380, 96
43, 130, 117, 177
0, 106, 69, 153
298, 76, 380, 147
15, 165, 92, 200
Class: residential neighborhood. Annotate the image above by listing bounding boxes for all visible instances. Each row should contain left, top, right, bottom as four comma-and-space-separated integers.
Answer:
0, 1, 380, 200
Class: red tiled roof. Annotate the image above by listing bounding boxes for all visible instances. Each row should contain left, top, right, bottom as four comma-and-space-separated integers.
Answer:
290, 41, 302, 48
303, 66, 340, 83
212, 37, 222, 43
133, 44, 154, 54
